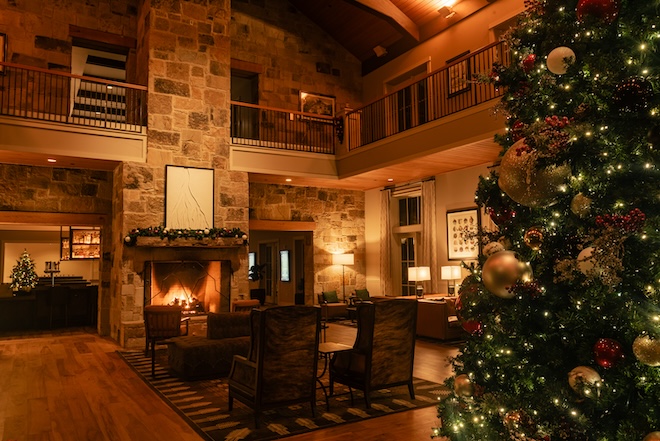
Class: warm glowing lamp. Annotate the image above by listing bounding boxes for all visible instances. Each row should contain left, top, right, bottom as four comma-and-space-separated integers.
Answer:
333, 253, 354, 301
441, 265, 462, 295
408, 266, 431, 298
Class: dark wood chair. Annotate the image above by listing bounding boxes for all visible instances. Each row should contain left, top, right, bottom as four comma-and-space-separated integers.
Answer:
228, 305, 321, 427
329, 298, 417, 408
144, 305, 189, 377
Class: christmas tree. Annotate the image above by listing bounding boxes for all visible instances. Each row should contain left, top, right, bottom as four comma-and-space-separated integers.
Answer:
10, 249, 38, 292
436, 0, 660, 440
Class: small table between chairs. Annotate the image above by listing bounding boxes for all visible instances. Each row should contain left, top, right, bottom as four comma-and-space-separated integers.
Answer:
317, 341, 352, 410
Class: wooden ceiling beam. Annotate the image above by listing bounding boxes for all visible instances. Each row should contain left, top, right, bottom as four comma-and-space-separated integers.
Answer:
348, 0, 420, 41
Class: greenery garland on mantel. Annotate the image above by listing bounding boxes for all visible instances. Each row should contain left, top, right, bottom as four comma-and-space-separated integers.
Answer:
123, 226, 248, 246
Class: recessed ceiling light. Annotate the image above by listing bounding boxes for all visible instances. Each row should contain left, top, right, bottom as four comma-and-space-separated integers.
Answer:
387, 178, 394, 182
285, 178, 292, 182
47, 158, 57, 163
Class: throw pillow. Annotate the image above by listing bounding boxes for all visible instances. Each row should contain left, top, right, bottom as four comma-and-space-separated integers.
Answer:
355, 289, 370, 301
323, 290, 339, 303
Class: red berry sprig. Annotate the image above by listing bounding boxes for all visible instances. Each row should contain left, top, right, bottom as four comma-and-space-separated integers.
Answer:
595, 208, 646, 233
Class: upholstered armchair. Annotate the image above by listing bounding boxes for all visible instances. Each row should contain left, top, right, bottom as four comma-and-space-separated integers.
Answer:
329, 298, 417, 408
228, 305, 321, 427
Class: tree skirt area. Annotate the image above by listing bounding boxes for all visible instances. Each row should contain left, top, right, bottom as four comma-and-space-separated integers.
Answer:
118, 350, 450, 441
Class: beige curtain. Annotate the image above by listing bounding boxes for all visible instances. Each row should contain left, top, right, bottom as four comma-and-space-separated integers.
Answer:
380, 189, 392, 296
421, 180, 439, 293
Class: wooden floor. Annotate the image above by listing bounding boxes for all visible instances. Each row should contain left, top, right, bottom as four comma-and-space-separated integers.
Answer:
0, 324, 460, 441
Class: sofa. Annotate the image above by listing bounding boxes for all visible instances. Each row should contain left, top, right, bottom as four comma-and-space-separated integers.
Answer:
166, 312, 251, 379
317, 290, 348, 319
416, 296, 464, 341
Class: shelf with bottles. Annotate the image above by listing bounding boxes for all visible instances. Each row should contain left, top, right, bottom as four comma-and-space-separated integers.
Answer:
69, 229, 101, 260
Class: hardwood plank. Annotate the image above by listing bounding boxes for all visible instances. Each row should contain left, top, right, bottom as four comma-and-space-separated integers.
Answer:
0, 325, 459, 441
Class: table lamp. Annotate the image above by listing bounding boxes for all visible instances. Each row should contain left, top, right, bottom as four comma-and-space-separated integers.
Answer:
408, 266, 431, 298
333, 253, 354, 301
441, 265, 462, 295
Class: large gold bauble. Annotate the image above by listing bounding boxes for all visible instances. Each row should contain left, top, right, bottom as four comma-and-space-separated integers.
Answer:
568, 366, 602, 397
643, 432, 660, 441
577, 246, 597, 275
570, 193, 592, 218
482, 251, 533, 299
632, 335, 660, 366
523, 226, 544, 250
547, 46, 576, 75
453, 374, 473, 396
498, 139, 571, 208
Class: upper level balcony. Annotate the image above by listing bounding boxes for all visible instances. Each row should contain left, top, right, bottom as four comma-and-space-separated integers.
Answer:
0, 41, 508, 184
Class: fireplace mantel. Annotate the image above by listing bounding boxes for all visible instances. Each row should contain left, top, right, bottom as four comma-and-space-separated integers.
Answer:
134, 237, 246, 248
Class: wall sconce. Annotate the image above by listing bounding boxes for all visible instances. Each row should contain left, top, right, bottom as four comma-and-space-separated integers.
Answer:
441, 265, 462, 295
333, 253, 354, 301
438, 0, 458, 18
408, 266, 431, 298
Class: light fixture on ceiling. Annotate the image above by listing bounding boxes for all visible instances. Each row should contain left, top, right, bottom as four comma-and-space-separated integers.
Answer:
47, 158, 57, 163
373, 45, 388, 57
285, 178, 292, 182
438, 0, 458, 18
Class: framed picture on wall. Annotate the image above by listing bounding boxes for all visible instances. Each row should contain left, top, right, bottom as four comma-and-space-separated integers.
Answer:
447, 208, 480, 260
299, 91, 335, 117
165, 165, 214, 230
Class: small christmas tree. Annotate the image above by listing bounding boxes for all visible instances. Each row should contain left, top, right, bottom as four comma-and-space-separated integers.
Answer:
10, 249, 38, 292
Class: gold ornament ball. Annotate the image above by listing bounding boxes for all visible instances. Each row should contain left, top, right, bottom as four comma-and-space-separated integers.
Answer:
483, 241, 505, 257
568, 366, 602, 397
498, 139, 571, 208
570, 193, 592, 218
482, 251, 533, 299
633, 335, 660, 366
547, 46, 576, 75
643, 432, 660, 441
503, 410, 522, 431
453, 374, 473, 396
524, 226, 544, 250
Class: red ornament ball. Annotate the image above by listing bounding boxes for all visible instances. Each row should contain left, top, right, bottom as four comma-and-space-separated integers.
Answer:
593, 337, 625, 369
462, 319, 483, 335
522, 54, 536, 73
576, 0, 619, 24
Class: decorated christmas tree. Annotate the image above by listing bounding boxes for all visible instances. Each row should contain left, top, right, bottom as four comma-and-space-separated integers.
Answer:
436, 0, 660, 440
10, 249, 38, 292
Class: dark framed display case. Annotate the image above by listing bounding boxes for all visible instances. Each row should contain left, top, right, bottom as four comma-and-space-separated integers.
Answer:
65, 228, 101, 260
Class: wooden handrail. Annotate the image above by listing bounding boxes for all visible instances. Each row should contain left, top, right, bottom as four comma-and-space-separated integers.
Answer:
0, 61, 148, 91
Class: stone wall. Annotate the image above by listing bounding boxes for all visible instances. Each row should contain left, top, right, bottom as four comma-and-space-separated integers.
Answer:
230, 0, 363, 113
249, 183, 365, 296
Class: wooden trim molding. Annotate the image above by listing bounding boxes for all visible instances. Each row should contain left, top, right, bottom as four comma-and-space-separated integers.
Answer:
249, 219, 316, 231
69, 25, 137, 49
231, 58, 263, 74
0, 211, 107, 226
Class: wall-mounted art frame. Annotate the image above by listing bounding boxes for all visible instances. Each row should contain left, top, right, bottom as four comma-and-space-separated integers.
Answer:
447, 207, 480, 260
0, 33, 7, 75
299, 91, 335, 117
447, 51, 471, 97
165, 165, 214, 230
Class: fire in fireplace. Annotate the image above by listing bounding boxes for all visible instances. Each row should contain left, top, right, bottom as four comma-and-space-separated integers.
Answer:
145, 261, 226, 314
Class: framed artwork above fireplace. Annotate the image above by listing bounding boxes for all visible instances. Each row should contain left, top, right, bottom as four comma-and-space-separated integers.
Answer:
165, 165, 214, 230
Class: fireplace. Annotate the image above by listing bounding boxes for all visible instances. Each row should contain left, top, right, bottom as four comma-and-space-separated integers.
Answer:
144, 260, 232, 314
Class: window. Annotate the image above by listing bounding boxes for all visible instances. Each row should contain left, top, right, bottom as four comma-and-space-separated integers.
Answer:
400, 237, 417, 296
398, 196, 421, 226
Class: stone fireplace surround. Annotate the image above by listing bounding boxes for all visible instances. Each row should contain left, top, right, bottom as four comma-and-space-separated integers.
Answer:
119, 239, 247, 348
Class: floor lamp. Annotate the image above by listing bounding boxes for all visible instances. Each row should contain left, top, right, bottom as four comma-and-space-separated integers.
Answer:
333, 253, 354, 301
441, 265, 462, 295
408, 266, 430, 298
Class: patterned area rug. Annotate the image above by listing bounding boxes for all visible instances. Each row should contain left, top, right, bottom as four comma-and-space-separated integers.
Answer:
118, 350, 449, 441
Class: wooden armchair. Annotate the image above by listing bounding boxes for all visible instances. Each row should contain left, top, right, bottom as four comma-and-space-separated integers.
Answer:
228, 305, 321, 427
144, 305, 189, 377
329, 299, 417, 408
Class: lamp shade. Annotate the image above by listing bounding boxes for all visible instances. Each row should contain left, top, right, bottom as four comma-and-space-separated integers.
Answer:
408, 266, 431, 282
332, 253, 354, 266
441, 266, 462, 280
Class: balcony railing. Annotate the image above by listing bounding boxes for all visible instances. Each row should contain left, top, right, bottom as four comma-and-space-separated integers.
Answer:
230, 101, 336, 154
0, 61, 147, 133
345, 41, 509, 151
